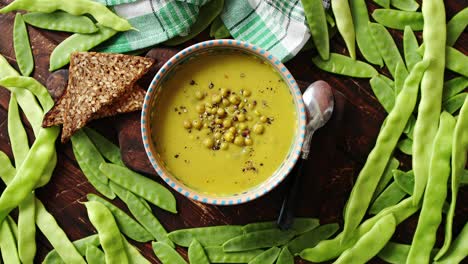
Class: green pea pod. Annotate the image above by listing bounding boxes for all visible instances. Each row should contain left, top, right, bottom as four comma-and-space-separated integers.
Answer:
152, 242, 187, 264
248, 246, 280, 264
204, 246, 264, 263
6, 216, 18, 242
372, 9, 423, 31
394, 62, 409, 95
335, 214, 396, 264
85, 245, 105, 264
369, 22, 406, 78
446, 7, 468, 46
87, 194, 153, 243
403, 26, 422, 71
23, 11, 98, 34
350, 0, 383, 66
121, 235, 151, 264
18, 194, 36, 264
49, 24, 117, 71
301, 0, 329, 60
188, 239, 209, 264
84, 127, 124, 165
36, 199, 86, 264
168, 225, 243, 247
242, 218, 319, 234
407, 112, 456, 264
84, 201, 129, 264
437, 97, 468, 260
443, 93, 467, 114
8, 94, 29, 166
108, 181, 152, 212
99, 162, 176, 213
378, 242, 411, 264
124, 191, 174, 247
435, 222, 468, 264
0, 76, 54, 111
0, 151, 15, 184
373, 0, 390, 8
443, 76, 468, 101
287, 223, 340, 255
165, 0, 224, 46
445, 46, 468, 77
0, 218, 21, 264
43, 235, 100, 264
341, 60, 428, 243
276, 247, 294, 264
312, 53, 378, 78
393, 170, 414, 195
369, 182, 407, 215
0, 0, 132, 31
372, 157, 399, 200
404, 115, 416, 139
331, 0, 356, 59
223, 229, 296, 252
390, 0, 419, 11
13, 14, 34, 76
370, 75, 396, 113
209, 16, 231, 39
397, 137, 412, 155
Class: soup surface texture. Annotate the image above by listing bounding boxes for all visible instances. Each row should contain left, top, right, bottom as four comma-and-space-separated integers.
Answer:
152, 51, 297, 196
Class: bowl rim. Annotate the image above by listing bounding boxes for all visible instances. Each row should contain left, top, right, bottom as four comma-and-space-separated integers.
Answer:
141, 39, 306, 205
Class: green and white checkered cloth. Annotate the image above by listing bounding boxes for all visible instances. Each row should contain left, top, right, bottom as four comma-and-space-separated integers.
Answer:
97, 0, 314, 62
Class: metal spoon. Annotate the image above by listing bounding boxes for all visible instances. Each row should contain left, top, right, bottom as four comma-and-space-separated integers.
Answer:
277, 80, 335, 230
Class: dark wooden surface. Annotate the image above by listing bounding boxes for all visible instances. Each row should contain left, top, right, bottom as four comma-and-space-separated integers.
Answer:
0, 0, 467, 263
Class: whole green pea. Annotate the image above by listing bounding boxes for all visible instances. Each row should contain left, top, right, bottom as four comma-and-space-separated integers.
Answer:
253, 124, 265, 134
237, 114, 246, 122
243, 90, 252, 97
222, 98, 231, 106
217, 108, 226, 117
224, 132, 234, 142
260, 116, 268, 123
203, 138, 214, 149
220, 142, 229, 150
195, 90, 204, 100
193, 120, 202, 129
229, 95, 241, 105
183, 120, 192, 129
214, 132, 222, 139
223, 119, 232, 128
220, 88, 230, 97
196, 104, 205, 113
212, 94, 222, 104
234, 136, 244, 146
245, 138, 253, 146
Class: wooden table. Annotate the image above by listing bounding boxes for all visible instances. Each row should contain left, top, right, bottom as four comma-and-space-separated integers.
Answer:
0, 0, 466, 263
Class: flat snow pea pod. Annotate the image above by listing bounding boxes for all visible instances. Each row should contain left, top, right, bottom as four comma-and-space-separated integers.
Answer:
165, 0, 224, 46
369, 22, 406, 78
369, 75, 396, 113
6, 215, 18, 241
23, 11, 98, 34
0, 218, 21, 264
390, 0, 419, 11
350, 0, 383, 66
437, 97, 468, 260
124, 191, 174, 247
277, 247, 294, 264
372, 157, 400, 200
443, 93, 467, 114
335, 214, 396, 264
49, 24, 117, 71
287, 223, 339, 255
87, 194, 153, 243
108, 181, 152, 212
42, 235, 100, 264
248, 246, 280, 264
209, 16, 230, 39
443, 76, 468, 101
0, 0, 132, 31
341, 60, 428, 242
312, 53, 378, 78
8, 94, 29, 166
369, 182, 407, 215
242, 217, 319, 234
435, 222, 468, 264
407, 112, 456, 264
13, 14, 34, 76
445, 46, 468, 77
222, 229, 296, 252
84, 201, 129, 264
0, 76, 54, 111
301, 0, 329, 60
152, 242, 187, 264
378, 242, 410, 264
412, 0, 447, 205
393, 170, 414, 195
372, 9, 423, 31
397, 137, 412, 155
446, 7, 468, 46
373, 0, 390, 8
99, 162, 176, 213
18, 194, 36, 264
404, 115, 416, 139
85, 245, 105, 264
0, 151, 15, 184
84, 127, 124, 165
168, 225, 243, 247
121, 235, 151, 264
204, 246, 264, 263
188, 239, 210, 264
403, 26, 422, 71
394, 62, 409, 95
331, 0, 356, 59
36, 199, 86, 264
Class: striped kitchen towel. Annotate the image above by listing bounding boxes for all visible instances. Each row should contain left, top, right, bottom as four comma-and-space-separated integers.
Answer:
96, 0, 326, 62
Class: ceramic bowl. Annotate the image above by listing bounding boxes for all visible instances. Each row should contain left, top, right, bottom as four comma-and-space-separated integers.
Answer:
141, 39, 306, 205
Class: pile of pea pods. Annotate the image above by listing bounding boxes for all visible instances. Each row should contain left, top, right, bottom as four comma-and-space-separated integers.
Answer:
0, 0, 467, 263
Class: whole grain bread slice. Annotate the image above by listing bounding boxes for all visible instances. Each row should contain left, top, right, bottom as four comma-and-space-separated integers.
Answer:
42, 52, 154, 142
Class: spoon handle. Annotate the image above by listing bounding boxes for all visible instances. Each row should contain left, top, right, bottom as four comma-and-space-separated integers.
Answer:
277, 157, 305, 230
